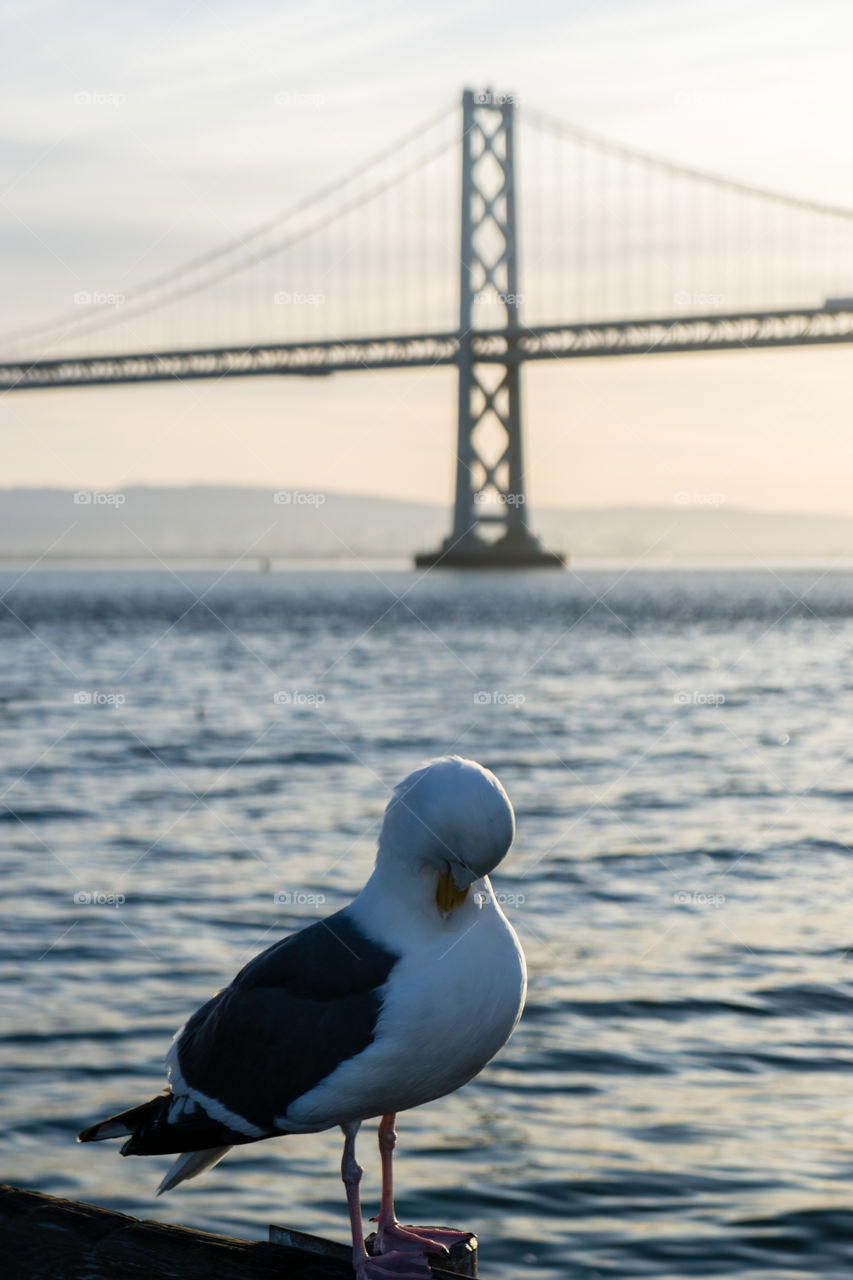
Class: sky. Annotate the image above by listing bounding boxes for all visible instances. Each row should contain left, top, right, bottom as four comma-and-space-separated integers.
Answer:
3, 0, 853, 513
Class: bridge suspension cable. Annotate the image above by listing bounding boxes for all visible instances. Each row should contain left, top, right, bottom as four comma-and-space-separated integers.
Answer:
523, 106, 853, 221
1, 101, 459, 357
517, 104, 853, 325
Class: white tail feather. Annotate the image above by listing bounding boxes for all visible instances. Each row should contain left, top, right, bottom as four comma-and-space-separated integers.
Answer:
156, 1145, 232, 1195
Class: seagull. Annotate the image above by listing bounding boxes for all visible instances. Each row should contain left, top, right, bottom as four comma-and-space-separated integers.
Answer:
79, 756, 527, 1278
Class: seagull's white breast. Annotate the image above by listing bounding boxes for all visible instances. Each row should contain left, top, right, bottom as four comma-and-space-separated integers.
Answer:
281, 881, 526, 1130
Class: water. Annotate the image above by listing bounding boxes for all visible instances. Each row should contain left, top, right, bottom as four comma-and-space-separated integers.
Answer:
2, 564, 853, 1278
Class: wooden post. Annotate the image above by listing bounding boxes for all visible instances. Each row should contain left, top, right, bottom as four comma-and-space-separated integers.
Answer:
0, 1186, 477, 1279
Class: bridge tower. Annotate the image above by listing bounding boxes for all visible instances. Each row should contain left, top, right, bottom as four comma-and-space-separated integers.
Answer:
416, 88, 564, 569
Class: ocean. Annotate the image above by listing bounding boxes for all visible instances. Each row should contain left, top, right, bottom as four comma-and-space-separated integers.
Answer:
2, 564, 853, 1278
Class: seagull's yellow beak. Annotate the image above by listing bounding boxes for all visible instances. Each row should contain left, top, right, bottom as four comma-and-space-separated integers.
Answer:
436, 867, 469, 913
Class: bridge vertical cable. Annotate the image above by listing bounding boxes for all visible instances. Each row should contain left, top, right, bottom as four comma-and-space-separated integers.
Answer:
1, 103, 460, 363
518, 105, 853, 325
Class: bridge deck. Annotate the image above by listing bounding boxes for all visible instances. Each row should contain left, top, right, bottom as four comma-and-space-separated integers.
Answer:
2, 307, 852, 390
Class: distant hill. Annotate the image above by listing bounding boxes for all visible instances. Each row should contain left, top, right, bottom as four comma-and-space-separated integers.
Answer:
2, 486, 853, 562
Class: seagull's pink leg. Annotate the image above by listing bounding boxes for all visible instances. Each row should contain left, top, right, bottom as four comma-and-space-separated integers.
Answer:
340, 1121, 432, 1279
372, 1113, 474, 1258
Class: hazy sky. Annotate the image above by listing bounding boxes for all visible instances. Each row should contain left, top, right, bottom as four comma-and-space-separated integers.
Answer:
3, 0, 853, 512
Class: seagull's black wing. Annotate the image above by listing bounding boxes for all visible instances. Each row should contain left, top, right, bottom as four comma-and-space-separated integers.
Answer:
79, 909, 398, 1156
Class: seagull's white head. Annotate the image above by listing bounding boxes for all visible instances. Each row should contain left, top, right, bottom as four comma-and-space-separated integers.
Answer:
376, 756, 515, 912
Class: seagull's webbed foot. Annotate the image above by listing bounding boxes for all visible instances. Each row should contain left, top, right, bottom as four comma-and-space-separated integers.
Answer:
372, 1115, 474, 1260
373, 1217, 474, 1257
355, 1248, 433, 1278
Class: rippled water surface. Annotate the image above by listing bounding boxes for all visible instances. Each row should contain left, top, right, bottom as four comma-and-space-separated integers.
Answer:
2, 565, 853, 1278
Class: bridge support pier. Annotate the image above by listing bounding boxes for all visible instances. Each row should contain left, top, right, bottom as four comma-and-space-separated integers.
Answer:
415, 88, 564, 570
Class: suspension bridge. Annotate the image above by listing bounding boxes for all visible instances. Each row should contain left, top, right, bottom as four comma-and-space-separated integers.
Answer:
3, 88, 853, 566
